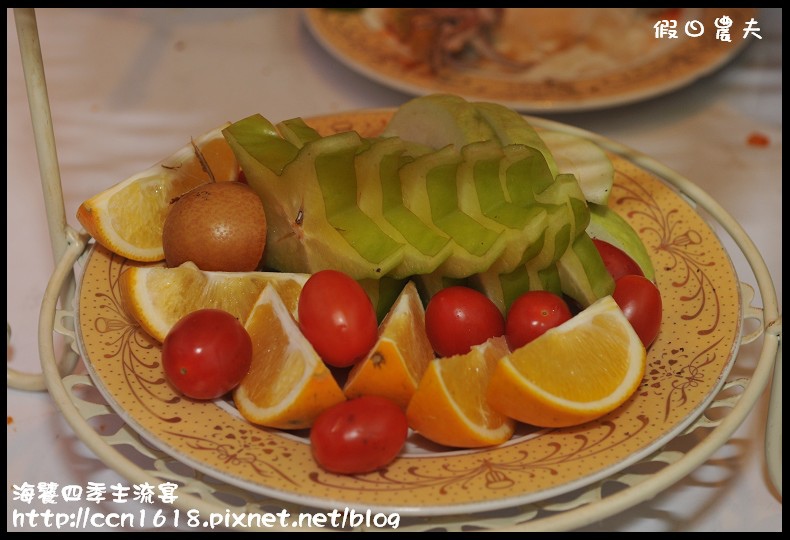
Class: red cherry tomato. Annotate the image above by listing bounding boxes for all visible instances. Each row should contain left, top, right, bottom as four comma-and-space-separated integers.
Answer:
424, 286, 505, 357
310, 395, 408, 474
612, 274, 663, 348
162, 309, 252, 400
298, 270, 379, 368
592, 238, 644, 281
505, 290, 573, 350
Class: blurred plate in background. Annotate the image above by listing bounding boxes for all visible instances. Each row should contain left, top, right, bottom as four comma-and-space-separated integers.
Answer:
305, 8, 757, 113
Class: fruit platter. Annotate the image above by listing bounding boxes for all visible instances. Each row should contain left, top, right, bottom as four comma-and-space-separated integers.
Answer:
62, 94, 759, 527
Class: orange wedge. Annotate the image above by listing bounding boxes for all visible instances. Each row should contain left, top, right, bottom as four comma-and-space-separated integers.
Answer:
77, 124, 239, 261
233, 284, 346, 429
406, 336, 515, 448
487, 295, 646, 428
343, 281, 434, 410
120, 262, 308, 343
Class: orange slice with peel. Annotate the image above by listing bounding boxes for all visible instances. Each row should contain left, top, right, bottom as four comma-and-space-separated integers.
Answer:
120, 262, 308, 343
487, 295, 646, 428
406, 336, 515, 448
233, 284, 346, 430
343, 281, 434, 409
77, 124, 239, 261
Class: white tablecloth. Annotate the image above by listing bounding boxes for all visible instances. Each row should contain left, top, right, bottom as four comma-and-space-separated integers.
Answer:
7, 8, 781, 532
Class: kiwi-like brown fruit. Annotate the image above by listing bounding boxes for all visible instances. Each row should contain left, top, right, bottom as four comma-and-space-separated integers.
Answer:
162, 181, 267, 272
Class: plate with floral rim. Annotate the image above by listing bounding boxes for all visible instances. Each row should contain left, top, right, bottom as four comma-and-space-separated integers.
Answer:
304, 8, 757, 113
75, 109, 743, 518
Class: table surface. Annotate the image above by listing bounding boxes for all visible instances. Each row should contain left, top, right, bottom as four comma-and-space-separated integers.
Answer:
6, 8, 781, 532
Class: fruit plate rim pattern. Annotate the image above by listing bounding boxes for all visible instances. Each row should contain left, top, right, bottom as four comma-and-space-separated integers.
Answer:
73, 110, 744, 518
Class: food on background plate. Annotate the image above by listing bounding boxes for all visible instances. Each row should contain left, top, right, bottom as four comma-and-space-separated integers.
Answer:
380, 8, 511, 75
494, 8, 672, 81
376, 8, 675, 81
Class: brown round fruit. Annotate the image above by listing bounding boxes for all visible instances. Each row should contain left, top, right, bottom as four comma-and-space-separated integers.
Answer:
162, 181, 267, 272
